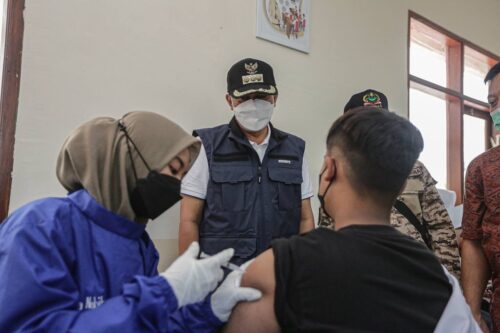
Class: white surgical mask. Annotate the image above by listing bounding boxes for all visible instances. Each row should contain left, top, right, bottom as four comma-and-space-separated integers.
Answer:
233, 99, 274, 132
491, 108, 500, 130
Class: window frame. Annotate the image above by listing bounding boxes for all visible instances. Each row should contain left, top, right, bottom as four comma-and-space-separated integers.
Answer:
408, 11, 499, 204
0, 0, 25, 221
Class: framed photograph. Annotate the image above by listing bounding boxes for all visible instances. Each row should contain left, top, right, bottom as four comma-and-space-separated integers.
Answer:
256, 0, 311, 53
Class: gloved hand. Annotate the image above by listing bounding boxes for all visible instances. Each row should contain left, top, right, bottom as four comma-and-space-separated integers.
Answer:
161, 242, 234, 308
210, 260, 263, 322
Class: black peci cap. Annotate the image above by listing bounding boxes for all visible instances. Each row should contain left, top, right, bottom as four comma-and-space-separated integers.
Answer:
227, 58, 278, 98
344, 89, 389, 113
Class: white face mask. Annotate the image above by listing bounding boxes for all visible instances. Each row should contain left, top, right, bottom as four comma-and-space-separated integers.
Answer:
233, 99, 274, 132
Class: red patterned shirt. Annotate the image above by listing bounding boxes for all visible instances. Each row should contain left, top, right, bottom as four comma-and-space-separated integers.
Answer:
462, 145, 500, 332
462, 146, 500, 243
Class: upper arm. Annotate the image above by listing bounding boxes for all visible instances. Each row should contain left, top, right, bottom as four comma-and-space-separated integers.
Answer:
419, 168, 453, 231
180, 195, 205, 224
462, 160, 485, 240
300, 198, 314, 233
180, 143, 209, 199
179, 195, 205, 253
300, 157, 314, 199
222, 249, 280, 333
179, 142, 207, 226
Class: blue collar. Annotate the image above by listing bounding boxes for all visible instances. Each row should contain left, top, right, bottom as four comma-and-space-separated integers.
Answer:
68, 189, 146, 239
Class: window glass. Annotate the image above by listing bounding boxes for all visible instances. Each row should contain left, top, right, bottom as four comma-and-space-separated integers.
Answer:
410, 18, 448, 88
464, 46, 496, 103
410, 39, 447, 87
409, 88, 448, 187
463, 114, 487, 174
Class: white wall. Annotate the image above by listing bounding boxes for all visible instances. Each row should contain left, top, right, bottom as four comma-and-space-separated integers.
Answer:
11, 0, 500, 270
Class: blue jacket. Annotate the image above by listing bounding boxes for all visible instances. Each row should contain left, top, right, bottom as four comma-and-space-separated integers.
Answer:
195, 118, 305, 265
0, 189, 221, 333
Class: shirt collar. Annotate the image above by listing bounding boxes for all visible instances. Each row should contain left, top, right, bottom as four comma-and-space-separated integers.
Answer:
68, 189, 146, 239
249, 124, 271, 147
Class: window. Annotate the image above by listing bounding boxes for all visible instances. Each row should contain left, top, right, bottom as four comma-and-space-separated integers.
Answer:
408, 12, 499, 204
0, 0, 25, 221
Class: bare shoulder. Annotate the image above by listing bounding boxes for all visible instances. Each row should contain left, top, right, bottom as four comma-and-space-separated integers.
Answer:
241, 248, 276, 292
222, 249, 280, 333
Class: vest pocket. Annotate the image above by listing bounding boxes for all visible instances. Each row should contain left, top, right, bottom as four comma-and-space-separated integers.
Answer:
200, 237, 256, 260
268, 167, 302, 211
211, 166, 254, 212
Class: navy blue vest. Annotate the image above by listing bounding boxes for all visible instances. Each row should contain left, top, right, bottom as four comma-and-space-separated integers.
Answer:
195, 118, 305, 264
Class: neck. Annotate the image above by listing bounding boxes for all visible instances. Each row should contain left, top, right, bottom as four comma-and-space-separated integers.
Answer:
243, 126, 269, 145
331, 199, 391, 231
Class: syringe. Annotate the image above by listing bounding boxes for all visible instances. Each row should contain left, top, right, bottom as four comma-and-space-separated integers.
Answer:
200, 252, 243, 272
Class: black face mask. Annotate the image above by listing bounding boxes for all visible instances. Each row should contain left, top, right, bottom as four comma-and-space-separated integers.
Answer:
130, 171, 181, 220
318, 168, 334, 220
119, 121, 182, 220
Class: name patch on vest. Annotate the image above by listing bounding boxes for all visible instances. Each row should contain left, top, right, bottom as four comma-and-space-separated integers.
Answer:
278, 159, 292, 164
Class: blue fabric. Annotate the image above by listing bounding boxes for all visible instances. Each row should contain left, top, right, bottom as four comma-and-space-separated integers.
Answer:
194, 118, 304, 265
0, 189, 220, 333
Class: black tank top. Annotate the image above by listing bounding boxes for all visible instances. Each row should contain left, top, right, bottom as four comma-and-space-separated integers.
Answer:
273, 226, 451, 333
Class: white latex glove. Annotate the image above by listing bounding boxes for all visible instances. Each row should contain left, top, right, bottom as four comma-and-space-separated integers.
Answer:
210, 260, 263, 322
161, 242, 234, 308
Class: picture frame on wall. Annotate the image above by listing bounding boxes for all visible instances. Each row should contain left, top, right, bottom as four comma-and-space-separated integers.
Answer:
256, 0, 311, 53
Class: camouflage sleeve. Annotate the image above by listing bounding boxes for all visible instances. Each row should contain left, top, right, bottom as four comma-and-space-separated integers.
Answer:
418, 162, 461, 279
318, 207, 335, 229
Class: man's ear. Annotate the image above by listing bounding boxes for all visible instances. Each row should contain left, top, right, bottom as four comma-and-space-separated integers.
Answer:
273, 95, 278, 106
323, 156, 337, 182
225, 94, 233, 110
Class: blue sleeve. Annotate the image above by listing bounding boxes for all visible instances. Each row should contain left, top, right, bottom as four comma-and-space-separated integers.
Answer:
166, 298, 223, 333
0, 215, 179, 333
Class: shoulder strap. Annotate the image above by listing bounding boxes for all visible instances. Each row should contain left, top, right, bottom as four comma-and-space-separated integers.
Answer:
394, 199, 432, 250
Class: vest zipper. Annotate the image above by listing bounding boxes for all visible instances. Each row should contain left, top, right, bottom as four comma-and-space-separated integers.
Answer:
258, 165, 262, 184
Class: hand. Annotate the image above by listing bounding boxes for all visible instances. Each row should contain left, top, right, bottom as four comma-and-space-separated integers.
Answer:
161, 242, 234, 308
210, 260, 262, 322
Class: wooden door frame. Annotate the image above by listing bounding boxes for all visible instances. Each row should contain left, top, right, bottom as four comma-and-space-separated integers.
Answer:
0, 0, 25, 221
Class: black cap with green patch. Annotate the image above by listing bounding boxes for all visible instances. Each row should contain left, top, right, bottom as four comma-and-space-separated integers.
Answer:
344, 89, 389, 113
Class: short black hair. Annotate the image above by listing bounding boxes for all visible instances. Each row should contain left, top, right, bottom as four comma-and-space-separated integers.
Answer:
485, 62, 500, 84
326, 107, 423, 204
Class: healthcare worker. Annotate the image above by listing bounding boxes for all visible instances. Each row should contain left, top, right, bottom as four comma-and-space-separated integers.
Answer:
0, 111, 261, 332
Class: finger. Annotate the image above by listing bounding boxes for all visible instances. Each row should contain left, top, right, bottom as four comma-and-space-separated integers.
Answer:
215, 267, 224, 283
208, 278, 220, 293
240, 259, 255, 271
235, 288, 262, 302
205, 248, 234, 266
184, 241, 200, 258
222, 269, 242, 287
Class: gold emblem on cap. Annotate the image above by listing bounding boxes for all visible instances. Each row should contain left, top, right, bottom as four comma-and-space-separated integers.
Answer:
244, 62, 259, 74
233, 85, 276, 97
242, 74, 264, 85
